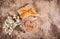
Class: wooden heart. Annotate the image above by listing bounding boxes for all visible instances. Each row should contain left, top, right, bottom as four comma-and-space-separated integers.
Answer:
24, 20, 36, 32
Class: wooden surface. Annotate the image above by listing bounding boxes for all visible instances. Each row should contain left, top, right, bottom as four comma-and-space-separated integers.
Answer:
0, 0, 60, 39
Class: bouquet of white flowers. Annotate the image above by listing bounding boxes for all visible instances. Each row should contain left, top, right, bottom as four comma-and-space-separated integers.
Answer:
3, 15, 20, 35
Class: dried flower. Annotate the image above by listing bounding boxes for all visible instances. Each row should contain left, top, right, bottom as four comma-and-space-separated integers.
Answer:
3, 15, 20, 35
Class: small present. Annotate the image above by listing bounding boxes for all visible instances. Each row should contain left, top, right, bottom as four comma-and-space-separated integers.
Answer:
17, 4, 37, 19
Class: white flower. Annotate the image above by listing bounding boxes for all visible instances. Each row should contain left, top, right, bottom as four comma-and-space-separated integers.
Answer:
3, 15, 20, 35
13, 15, 16, 19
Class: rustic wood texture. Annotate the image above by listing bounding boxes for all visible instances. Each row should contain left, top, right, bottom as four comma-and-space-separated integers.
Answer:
0, 0, 60, 39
